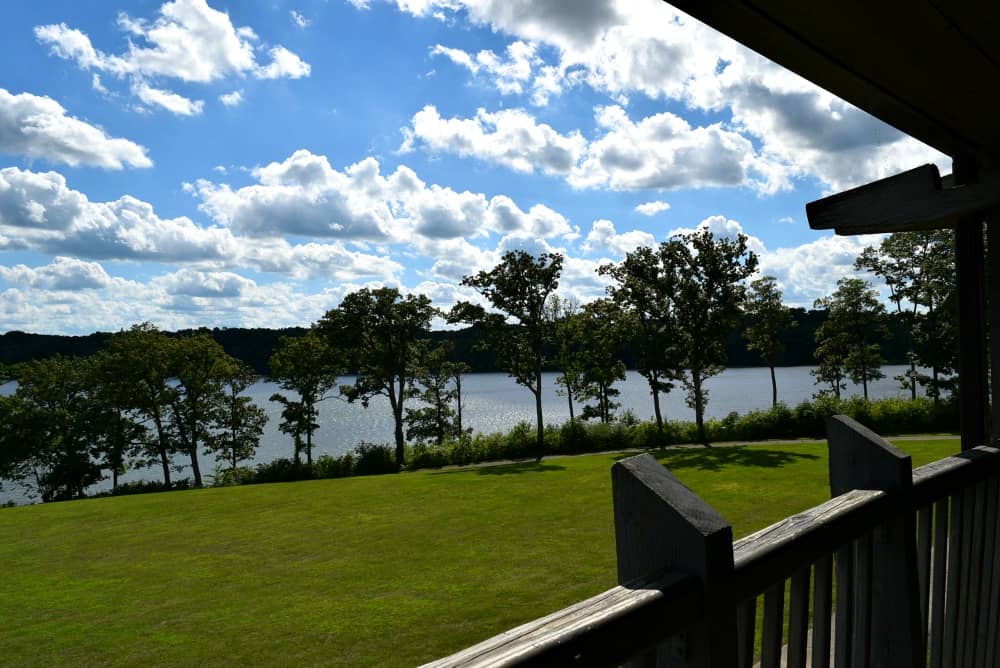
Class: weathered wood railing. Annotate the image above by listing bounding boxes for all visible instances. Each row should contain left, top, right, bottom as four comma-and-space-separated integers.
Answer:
424, 416, 1000, 667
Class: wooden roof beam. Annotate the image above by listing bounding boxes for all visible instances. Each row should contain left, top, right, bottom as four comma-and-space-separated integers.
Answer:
807, 164, 1000, 235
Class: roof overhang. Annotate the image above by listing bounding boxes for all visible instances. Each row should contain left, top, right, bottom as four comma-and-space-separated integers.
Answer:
666, 1, 1000, 169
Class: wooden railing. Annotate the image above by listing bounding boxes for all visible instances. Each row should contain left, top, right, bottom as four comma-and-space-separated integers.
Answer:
424, 416, 1000, 667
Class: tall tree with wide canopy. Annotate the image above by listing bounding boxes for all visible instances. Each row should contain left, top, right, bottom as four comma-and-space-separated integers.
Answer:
268, 331, 340, 467
318, 287, 436, 467
744, 276, 795, 408
454, 250, 563, 459
814, 277, 889, 401
855, 230, 956, 400
0, 356, 102, 501
666, 229, 758, 443
105, 323, 177, 487
169, 333, 233, 487
576, 299, 630, 424
599, 245, 684, 431
88, 349, 149, 493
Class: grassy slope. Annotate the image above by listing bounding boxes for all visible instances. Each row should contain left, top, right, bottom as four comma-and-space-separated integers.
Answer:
0, 439, 957, 667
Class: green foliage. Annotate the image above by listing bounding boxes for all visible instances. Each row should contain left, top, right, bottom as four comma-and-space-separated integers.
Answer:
599, 245, 682, 429
268, 330, 340, 466
205, 362, 268, 471
319, 287, 437, 467
813, 278, 888, 401
744, 276, 795, 407
405, 342, 464, 445
455, 250, 563, 456
668, 229, 759, 442
0, 356, 103, 502
353, 442, 400, 476
105, 323, 177, 486
168, 332, 235, 487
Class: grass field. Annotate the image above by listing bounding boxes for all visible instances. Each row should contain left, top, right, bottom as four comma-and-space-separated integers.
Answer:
0, 438, 958, 666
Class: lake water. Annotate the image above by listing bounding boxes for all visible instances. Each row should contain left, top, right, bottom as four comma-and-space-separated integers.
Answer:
0, 365, 921, 504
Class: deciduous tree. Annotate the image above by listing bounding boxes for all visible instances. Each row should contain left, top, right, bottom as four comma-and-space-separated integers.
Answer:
814, 277, 889, 401
318, 287, 436, 467
105, 323, 177, 487
667, 229, 758, 443
599, 246, 683, 431
744, 276, 795, 407
207, 361, 268, 472
268, 331, 340, 466
453, 250, 563, 459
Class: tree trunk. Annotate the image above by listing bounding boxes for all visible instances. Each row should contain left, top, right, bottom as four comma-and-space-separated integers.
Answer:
769, 365, 777, 408
455, 374, 464, 435
189, 445, 202, 487
153, 412, 171, 488
862, 370, 869, 402
189, 415, 202, 487
534, 370, 544, 461
932, 366, 940, 405
650, 373, 663, 430
693, 370, 707, 444
910, 361, 917, 400
306, 428, 313, 467
566, 383, 575, 423
231, 418, 239, 471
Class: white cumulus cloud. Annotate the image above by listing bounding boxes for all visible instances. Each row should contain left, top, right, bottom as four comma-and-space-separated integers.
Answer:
35, 0, 310, 115
0, 88, 151, 168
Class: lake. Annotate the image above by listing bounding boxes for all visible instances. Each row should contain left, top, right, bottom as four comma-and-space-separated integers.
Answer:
0, 365, 921, 503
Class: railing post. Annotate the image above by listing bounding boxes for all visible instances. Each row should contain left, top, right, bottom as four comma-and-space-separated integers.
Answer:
827, 415, 923, 668
613, 453, 737, 668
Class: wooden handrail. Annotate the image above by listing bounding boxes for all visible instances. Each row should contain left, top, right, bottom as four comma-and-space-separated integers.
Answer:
426, 436, 1000, 667
420, 571, 701, 668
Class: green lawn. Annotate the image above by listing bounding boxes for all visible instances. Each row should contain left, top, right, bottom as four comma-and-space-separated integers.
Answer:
0, 438, 958, 667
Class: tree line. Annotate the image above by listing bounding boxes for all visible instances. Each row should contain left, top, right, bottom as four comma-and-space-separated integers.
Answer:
0, 228, 957, 501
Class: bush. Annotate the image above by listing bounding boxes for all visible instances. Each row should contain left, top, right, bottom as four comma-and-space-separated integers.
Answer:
354, 443, 399, 476
314, 453, 356, 479
254, 458, 311, 484
110, 478, 192, 496
211, 466, 257, 487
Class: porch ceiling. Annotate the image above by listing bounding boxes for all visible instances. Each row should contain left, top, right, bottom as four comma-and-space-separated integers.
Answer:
666, 1, 1000, 167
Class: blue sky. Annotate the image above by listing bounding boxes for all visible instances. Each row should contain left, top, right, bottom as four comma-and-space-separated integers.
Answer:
0, 0, 947, 334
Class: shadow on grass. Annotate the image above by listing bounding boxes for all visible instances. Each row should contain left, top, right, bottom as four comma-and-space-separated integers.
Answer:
614, 446, 820, 473
432, 461, 568, 476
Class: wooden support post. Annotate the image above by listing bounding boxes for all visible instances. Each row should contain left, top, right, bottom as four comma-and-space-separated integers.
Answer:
826, 415, 923, 668
613, 453, 737, 668
954, 156, 988, 451
989, 215, 1000, 444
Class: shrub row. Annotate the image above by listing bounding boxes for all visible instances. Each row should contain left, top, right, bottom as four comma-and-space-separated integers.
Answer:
67, 396, 958, 495
403, 396, 959, 471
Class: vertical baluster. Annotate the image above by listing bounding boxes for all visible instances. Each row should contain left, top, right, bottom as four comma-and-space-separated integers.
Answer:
737, 597, 757, 668
955, 486, 974, 668
917, 504, 932, 636
834, 545, 854, 668
787, 566, 810, 668
812, 554, 833, 668
984, 476, 1000, 667
942, 492, 964, 668
974, 479, 994, 666
852, 534, 872, 668
761, 580, 785, 668
930, 498, 949, 668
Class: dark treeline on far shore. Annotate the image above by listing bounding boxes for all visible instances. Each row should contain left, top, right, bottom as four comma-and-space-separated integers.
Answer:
0, 307, 911, 375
